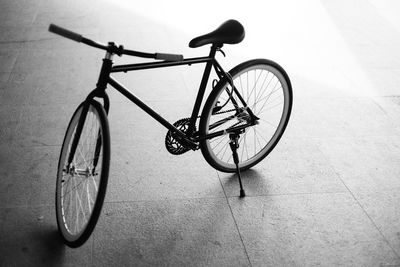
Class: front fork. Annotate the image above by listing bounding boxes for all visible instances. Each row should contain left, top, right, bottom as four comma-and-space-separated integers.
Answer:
66, 90, 109, 174
66, 50, 113, 174
92, 92, 109, 174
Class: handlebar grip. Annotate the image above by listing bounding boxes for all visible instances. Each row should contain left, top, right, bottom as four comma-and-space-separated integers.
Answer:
155, 53, 184, 62
48, 24, 83, 43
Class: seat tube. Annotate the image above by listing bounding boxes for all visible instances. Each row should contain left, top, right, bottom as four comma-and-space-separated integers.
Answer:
187, 46, 217, 135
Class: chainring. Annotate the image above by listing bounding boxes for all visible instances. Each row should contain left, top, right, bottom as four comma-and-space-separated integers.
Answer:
165, 118, 195, 155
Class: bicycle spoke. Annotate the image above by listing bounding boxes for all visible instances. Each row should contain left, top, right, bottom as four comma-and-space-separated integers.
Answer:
259, 94, 284, 111
211, 135, 228, 151
73, 177, 79, 234
90, 171, 99, 193
220, 140, 231, 161
86, 181, 92, 212
246, 71, 249, 101
243, 130, 251, 161
240, 133, 246, 161
255, 71, 274, 105
258, 100, 284, 116
215, 138, 230, 158
259, 118, 278, 129
253, 127, 263, 152
78, 180, 87, 224
63, 177, 73, 226
253, 90, 281, 116
245, 69, 263, 104
62, 177, 85, 198
253, 126, 270, 144
239, 75, 244, 101
251, 87, 282, 113
210, 134, 225, 143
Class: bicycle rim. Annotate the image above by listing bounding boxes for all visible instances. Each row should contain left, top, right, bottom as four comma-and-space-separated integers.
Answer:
201, 60, 292, 172
56, 101, 109, 245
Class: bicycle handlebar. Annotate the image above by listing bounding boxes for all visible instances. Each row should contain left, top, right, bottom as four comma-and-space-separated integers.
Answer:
48, 23, 184, 61
49, 24, 83, 43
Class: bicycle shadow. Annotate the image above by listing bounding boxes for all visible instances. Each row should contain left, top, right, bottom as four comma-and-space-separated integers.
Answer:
28, 226, 67, 265
219, 168, 271, 197
92, 168, 270, 265
2, 222, 67, 266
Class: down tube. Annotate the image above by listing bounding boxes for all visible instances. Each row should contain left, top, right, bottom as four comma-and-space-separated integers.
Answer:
108, 77, 187, 139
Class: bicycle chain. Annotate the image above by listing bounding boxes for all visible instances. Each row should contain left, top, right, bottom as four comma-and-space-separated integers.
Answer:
201, 108, 237, 118
174, 108, 239, 122
165, 108, 246, 155
186, 107, 244, 127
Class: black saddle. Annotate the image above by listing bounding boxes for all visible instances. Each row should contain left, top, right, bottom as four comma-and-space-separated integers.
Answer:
189, 20, 245, 48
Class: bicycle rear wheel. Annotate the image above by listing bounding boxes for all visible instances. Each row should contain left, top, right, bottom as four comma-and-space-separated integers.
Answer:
199, 59, 292, 172
56, 100, 110, 247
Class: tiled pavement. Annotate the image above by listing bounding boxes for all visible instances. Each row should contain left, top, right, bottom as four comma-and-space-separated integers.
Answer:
1, 0, 400, 266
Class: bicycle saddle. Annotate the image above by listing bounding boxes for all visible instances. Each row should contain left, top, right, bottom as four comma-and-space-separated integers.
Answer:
189, 20, 245, 48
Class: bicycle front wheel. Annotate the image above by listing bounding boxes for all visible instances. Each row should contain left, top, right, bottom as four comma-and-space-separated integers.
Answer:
199, 59, 292, 173
56, 100, 110, 247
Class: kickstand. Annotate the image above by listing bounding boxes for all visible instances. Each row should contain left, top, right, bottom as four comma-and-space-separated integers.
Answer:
229, 133, 246, 198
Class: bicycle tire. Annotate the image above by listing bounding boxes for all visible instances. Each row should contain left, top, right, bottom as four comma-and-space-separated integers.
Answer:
199, 59, 292, 172
56, 100, 110, 247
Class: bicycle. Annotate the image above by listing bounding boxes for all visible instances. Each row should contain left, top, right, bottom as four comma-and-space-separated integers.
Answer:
49, 20, 293, 248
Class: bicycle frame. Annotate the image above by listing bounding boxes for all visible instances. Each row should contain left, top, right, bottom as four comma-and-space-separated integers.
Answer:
96, 45, 253, 140
67, 44, 256, 167
108, 48, 217, 144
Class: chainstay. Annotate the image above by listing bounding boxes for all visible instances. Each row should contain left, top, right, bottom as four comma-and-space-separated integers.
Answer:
177, 108, 240, 122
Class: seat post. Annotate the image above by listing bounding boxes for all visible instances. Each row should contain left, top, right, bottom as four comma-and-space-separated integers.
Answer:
187, 45, 218, 135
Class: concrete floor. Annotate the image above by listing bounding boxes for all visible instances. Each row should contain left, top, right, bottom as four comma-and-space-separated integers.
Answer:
1, 0, 400, 266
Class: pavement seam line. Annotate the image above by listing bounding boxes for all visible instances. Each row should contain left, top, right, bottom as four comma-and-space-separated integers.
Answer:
321, 136, 400, 260
318, 136, 400, 260
216, 170, 252, 267
318, 139, 400, 260
332, 169, 400, 260
371, 97, 388, 115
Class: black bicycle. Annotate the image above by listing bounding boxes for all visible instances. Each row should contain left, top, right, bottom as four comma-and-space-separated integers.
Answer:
49, 20, 292, 248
